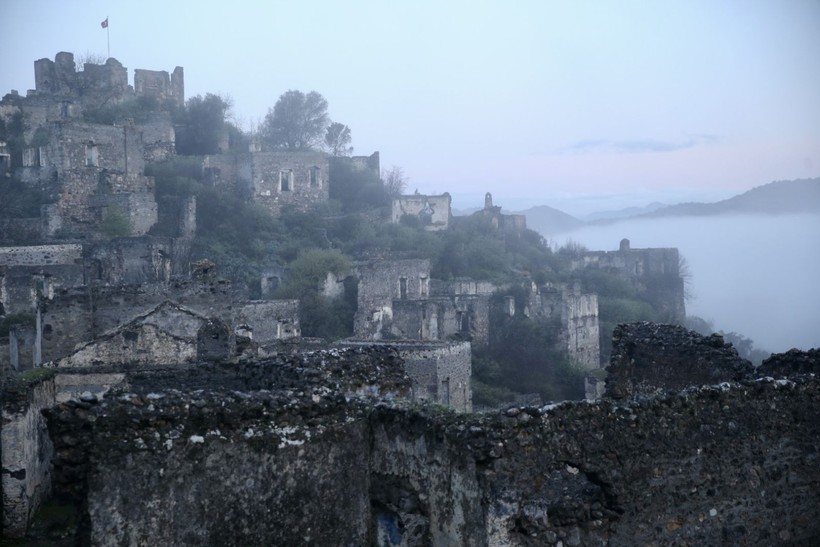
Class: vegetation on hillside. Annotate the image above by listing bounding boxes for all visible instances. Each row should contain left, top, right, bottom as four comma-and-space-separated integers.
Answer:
2, 87, 692, 406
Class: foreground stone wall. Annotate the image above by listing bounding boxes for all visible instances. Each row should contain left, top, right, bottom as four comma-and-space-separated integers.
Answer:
605, 322, 754, 400
42, 373, 820, 545
1, 372, 56, 538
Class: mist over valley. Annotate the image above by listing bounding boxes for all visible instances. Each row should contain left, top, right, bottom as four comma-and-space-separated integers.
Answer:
546, 212, 820, 354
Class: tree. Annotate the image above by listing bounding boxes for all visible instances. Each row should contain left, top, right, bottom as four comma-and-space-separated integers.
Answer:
324, 122, 353, 156
261, 90, 328, 151
175, 94, 233, 155
382, 165, 407, 197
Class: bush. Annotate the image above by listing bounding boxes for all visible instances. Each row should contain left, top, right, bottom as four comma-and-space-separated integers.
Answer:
0, 313, 36, 337
99, 205, 132, 238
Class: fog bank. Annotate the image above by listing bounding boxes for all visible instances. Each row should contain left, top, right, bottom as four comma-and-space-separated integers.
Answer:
552, 214, 820, 354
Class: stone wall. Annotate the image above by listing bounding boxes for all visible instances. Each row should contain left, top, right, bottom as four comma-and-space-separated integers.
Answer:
1, 372, 56, 538
0, 218, 41, 246
203, 151, 330, 215
354, 258, 431, 339
577, 239, 686, 321
0, 244, 82, 267
134, 68, 184, 108
562, 292, 600, 370
53, 302, 208, 367
398, 340, 472, 412
232, 300, 300, 343
391, 193, 452, 231
758, 347, 819, 377
40, 372, 820, 545
339, 340, 472, 412
84, 236, 188, 286
1, 264, 85, 316
38, 280, 298, 365
605, 322, 754, 400
348, 151, 380, 174
29, 53, 183, 112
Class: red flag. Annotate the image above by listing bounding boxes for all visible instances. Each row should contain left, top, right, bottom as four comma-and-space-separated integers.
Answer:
101, 17, 108, 29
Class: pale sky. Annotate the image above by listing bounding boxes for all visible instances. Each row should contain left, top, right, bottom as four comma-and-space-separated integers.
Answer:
2, 0, 819, 215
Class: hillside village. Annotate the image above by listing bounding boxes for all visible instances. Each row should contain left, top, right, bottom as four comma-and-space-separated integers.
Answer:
0, 52, 687, 410
8, 53, 817, 545
1, 52, 818, 547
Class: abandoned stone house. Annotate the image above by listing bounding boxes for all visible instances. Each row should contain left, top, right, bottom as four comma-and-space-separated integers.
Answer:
574, 238, 686, 321
478, 192, 527, 231
391, 192, 452, 231
1, 52, 182, 241
351, 255, 601, 371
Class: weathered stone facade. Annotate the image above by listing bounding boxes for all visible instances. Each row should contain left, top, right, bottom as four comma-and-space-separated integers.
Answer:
37, 280, 300, 367
31, 52, 182, 110
476, 192, 527, 231
576, 238, 686, 321
494, 283, 602, 371
391, 193, 452, 231
203, 150, 330, 215
341, 340, 472, 411
1, 52, 181, 241
353, 258, 432, 339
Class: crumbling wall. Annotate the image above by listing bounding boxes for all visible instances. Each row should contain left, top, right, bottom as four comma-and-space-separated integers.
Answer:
232, 300, 300, 343
41, 373, 820, 546
758, 347, 819, 377
56, 323, 197, 368
562, 292, 600, 370
0, 245, 82, 267
354, 258, 431, 339
248, 151, 330, 215
577, 239, 686, 321
84, 236, 185, 286
605, 322, 754, 400
391, 193, 452, 231
1, 373, 56, 538
339, 340, 472, 412
134, 68, 184, 107
397, 340, 472, 411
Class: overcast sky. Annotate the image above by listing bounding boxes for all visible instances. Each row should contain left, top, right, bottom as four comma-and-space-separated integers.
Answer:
2, 0, 818, 215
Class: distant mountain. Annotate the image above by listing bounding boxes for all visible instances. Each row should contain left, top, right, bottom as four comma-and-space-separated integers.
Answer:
515, 205, 584, 236
583, 202, 667, 222
642, 178, 820, 218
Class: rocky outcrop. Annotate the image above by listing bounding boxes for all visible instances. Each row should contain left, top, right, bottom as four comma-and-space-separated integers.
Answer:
605, 322, 754, 399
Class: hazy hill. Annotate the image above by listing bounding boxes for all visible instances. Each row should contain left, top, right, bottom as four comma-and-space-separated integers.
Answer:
515, 204, 584, 236
642, 178, 820, 218
583, 202, 667, 222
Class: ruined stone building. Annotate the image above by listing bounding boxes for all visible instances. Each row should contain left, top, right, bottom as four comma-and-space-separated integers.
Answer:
352, 255, 599, 367
575, 238, 686, 321
476, 192, 527, 231
1, 52, 182, 241
501, 282, 601, 371
391, 192, 452, 230
202, 150, 330, 216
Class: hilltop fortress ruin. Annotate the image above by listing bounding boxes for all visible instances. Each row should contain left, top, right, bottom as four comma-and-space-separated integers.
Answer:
2, 52, 814, 545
